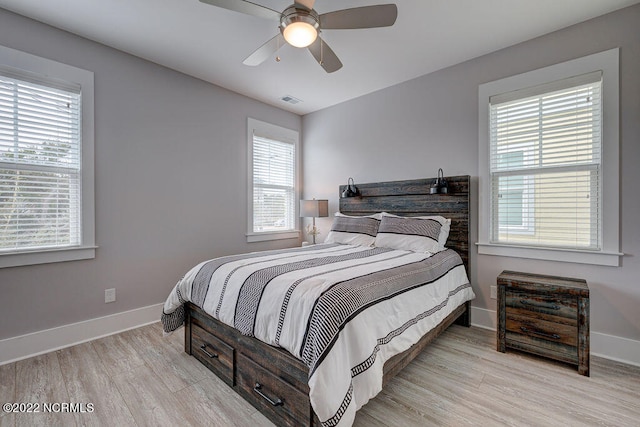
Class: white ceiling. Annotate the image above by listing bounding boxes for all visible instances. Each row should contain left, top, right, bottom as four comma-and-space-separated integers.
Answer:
0, 0, 637, 115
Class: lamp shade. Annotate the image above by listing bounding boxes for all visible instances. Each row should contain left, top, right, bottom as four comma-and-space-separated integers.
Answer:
300, 199, 329, 218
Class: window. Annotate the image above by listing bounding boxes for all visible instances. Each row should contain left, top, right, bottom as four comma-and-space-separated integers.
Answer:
0, 45, 94, 268
247, 118, 299, 242
496, 150, 534, 234
491, 72, 601, 248
478, 49, 621, 266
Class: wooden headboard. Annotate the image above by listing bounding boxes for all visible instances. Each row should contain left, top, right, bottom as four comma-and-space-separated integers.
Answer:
339, 175, 470, 271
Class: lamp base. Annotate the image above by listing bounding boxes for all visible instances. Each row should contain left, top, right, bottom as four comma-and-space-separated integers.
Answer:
306, 224, 320, 244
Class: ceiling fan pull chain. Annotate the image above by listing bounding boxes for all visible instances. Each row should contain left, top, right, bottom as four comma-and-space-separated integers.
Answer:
276, 33, 281, 62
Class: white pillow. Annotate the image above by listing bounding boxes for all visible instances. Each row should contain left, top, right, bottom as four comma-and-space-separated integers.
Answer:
324, 213, 382, 246
374, 213, 451, 253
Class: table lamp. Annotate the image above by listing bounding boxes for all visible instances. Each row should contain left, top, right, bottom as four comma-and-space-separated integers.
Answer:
300, 199, 329, 244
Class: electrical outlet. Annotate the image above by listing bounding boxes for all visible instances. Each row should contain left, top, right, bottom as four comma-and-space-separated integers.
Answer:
490, 285, 497, 300
105, 288, 116, 303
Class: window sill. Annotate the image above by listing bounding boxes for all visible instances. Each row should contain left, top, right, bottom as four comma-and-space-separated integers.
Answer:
246, 230, 300, 243
476, 242, 622, 267
0, 246, 97, 269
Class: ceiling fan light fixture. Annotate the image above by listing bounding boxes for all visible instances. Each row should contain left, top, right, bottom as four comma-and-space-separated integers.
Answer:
280, 6, 320, 48
283, 22, 317, 48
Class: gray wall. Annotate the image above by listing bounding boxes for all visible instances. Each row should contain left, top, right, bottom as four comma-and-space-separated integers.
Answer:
302, 5, 640, 343
0, 9, 301, 340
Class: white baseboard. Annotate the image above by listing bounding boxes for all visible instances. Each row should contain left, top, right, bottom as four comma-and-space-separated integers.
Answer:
470, 306, 496, 331
469, 305, 640, 368
0, 303, 163, 366
591, 331, 640, 368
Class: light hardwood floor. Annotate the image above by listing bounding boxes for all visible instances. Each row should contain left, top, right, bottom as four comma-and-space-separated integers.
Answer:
1, 323, 638, 427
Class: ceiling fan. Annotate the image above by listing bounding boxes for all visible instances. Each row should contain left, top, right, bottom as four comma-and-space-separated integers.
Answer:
199, 0, 398, 73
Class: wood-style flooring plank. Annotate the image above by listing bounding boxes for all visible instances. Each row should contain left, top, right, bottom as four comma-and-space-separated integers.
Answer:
352, 409, 391, 427
111, 363, 191, 427
91, 330, 146, 376
128, 324, 182, 361
14, 352, 75, 427
379, 374, 487, 426
249, 410, 276, 426
354, 387, 439, 427
57, 342, 136, 427
156, 322, 185, 353
126, 324, 211, 392
0, 363, 15, 427
395, 356, 529, 426
190, 374, 275, 427
112, 362, 235, 427
483, 361, 640, 425
379, 342, 497, 426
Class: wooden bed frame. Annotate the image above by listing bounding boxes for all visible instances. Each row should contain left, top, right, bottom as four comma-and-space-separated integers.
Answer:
184, 175, 471, 427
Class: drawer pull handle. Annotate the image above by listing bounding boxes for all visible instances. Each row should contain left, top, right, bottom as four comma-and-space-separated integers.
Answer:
253, 383, 283, 407
520, 299, 560, 310
520, 327, 560, 340
199, 344, 218, 359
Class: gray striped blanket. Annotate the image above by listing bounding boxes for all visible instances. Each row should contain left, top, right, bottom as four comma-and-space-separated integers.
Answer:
162, 243, 474, 427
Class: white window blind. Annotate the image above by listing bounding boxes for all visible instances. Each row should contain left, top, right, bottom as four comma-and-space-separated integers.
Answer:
0, 71, 82, 253
489, 71, 602, 251
252, 133, 295, 233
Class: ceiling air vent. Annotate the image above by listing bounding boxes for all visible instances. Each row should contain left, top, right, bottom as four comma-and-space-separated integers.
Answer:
281, 95, 302, 105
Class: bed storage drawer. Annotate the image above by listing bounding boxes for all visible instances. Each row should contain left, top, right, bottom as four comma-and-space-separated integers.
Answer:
191, 322, 235, 387
236, 353, 311, 427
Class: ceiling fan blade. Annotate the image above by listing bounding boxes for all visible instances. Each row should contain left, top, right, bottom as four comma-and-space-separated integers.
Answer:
243, 34, 285, 66
294, 0, 315, 10
320, 4, 398, 29
199, 0, 281, 20
308, 37, 343, 73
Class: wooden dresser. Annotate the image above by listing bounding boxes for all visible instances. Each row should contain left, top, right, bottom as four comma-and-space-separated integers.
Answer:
497, 270, 590, 376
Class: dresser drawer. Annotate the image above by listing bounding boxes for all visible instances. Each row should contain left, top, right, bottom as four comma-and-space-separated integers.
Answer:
506, 290, 577, 318
506, 309, 577, 347
236, 353, 311, 427
191, 322, 235, 387
505, 332, 579, 365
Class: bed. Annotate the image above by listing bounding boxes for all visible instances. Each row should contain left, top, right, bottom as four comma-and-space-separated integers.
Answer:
162, 175, 473, 427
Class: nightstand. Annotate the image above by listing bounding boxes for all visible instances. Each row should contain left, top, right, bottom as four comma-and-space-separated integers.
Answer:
497, 270, 590, 376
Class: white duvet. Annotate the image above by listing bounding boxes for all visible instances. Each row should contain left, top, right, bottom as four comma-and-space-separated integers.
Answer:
162, 243, 474, 426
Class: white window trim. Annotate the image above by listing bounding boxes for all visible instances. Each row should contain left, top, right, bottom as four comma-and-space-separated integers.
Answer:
477, 48, 622, 266
0, 45, 95, 268
246, 118, 300, 243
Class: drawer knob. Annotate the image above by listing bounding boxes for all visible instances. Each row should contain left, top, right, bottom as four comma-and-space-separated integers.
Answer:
520, 326, 560, 340
520, 299, 560, 310
253, 382, 284, 407
199, 344, 219, 359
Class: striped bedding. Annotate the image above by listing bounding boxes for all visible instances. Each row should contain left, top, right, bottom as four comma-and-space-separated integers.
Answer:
162, 243, 474, 427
